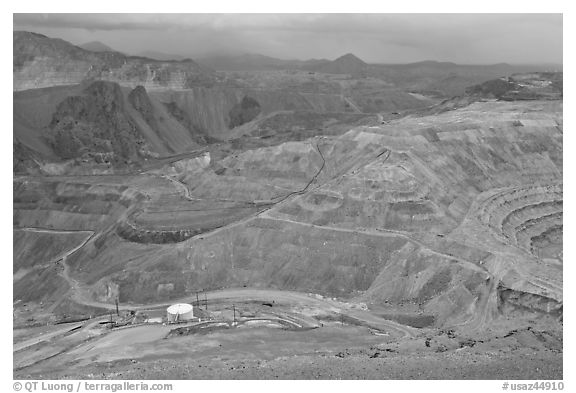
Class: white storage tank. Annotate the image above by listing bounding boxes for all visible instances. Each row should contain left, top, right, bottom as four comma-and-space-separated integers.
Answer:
166, 303, 194, 322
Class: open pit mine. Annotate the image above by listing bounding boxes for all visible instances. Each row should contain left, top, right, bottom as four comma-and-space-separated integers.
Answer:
13, 30, 562, 380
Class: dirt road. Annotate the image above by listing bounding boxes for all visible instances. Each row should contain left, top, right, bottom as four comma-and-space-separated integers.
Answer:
13, 323, 84, 352
69, 287, 416, 338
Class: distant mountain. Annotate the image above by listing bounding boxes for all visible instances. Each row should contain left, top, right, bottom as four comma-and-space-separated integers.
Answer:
13, 31, 216, 91
367, 60, 547, 97
201, 53, 291, 71
298, 58, 332, 71
198, 53, 331, 71
137, 51, 186, 61
80, 41, 118, 53
318, 53, 368, 76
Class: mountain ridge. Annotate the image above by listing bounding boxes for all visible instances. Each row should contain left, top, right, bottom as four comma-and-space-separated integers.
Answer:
13, 31, 216, 91
79, 41, 118, 53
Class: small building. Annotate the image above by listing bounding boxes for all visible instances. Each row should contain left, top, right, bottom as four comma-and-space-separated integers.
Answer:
166, 303, 194, 323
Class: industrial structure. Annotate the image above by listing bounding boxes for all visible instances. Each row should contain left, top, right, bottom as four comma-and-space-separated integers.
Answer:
166, 303, 194, 323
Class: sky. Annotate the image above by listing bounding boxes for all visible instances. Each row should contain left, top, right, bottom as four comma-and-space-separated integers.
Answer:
13, 13, 563, 64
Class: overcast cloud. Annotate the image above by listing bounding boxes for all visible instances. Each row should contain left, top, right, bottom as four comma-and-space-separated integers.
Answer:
13, 13, 562, 64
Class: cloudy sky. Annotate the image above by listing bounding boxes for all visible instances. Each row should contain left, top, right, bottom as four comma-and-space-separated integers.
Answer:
13, 13, 562, 64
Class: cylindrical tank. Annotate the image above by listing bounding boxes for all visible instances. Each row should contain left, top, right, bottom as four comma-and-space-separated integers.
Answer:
166, 303, 194, 322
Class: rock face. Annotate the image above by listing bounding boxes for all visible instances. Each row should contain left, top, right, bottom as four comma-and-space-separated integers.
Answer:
150, 87, 351, 135
128, 85, 158, 129
13, 141, 41, 173
228, 96, 261, 128
13, 80, 368, 171
13, 81, 223, 169
13, 31, 215, 91
47, 81, 144, 163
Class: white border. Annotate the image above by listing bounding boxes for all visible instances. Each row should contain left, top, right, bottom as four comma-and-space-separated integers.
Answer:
4, 2, 571, 391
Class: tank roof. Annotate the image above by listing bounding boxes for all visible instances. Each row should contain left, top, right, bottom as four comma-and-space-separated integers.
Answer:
167, 303, 193, 314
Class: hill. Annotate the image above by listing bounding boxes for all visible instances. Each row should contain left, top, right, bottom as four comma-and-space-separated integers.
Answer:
136, 50, 187, 61
198, 53, 331, 71
13, 81, 213, 170
465, 72, 563, 100
79, 41, 117, 53
13, 31, 216, 91
318, 53, 368, 76
368, 61, 543, 97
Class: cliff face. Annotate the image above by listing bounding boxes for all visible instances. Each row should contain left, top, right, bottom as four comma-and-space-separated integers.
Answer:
17, 80, 349, 169
13, 31, 216, 91
13, 81, 210, 169
228, 96, 261, 128
150, 87, 351, 134
47, 81, 145, 164
128, 85, 157, 127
